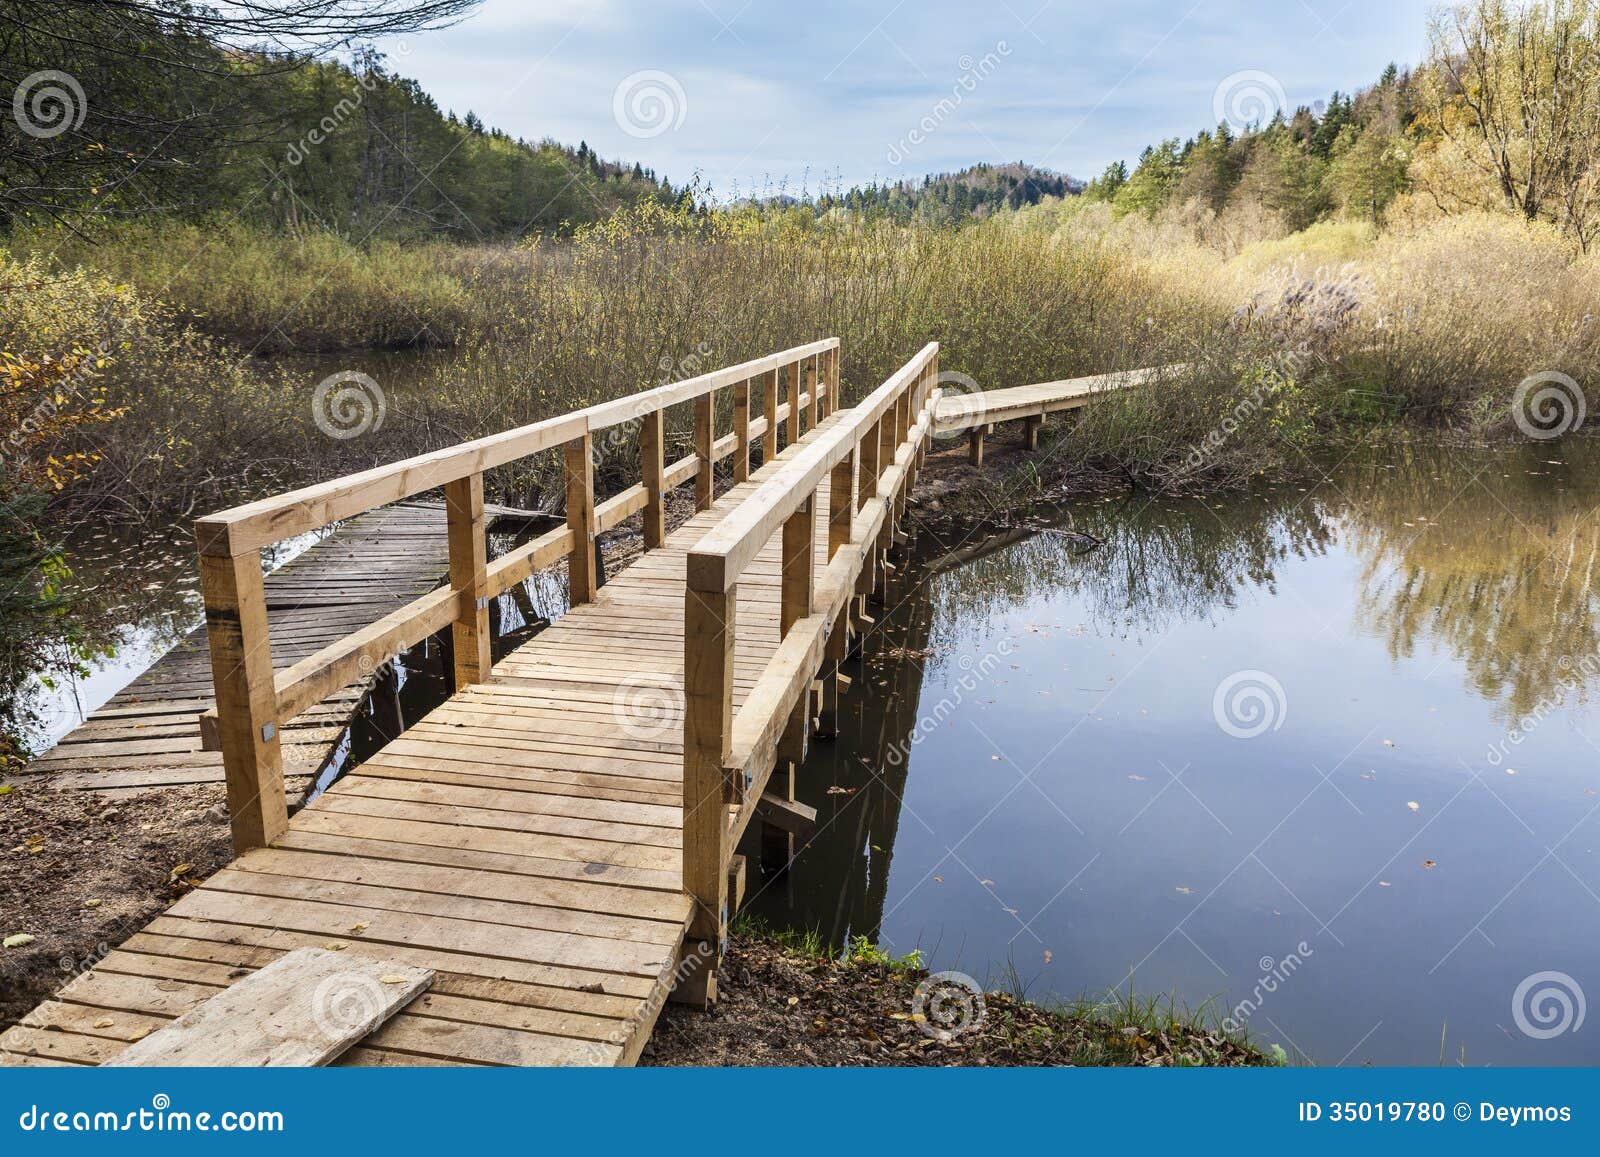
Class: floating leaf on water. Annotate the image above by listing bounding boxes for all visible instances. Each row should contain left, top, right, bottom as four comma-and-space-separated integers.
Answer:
1383, 739, 1395, 747
1128, 773, 1147, 781
1421, 859, 1437, 869
1406, 801, 1420, 812
932, 875, 943, 884
1378, 881, 1392, 887
1043, 949, 1053, 964
1175, 886, 1194, 895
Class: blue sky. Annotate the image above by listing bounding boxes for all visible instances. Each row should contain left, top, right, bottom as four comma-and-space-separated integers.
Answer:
373, 0, 1433, 195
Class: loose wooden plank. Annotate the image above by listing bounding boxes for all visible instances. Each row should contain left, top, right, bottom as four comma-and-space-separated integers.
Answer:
104, 947, 432, 1067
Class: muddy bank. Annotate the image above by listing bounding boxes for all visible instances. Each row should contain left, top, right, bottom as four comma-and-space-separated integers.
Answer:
648, 932, 1268, 1067
0, 782, 233, 1029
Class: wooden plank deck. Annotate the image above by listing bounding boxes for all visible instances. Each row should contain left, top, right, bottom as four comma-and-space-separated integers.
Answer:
0, 418, 849, 1068
11, 502, 506, 799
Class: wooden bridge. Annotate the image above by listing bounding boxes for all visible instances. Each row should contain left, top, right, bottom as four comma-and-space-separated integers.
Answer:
0, 341, 1153, 1067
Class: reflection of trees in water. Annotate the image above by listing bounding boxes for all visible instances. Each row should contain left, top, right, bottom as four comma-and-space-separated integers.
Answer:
917, 492, 1336, 652
1338, 441, 1600, 721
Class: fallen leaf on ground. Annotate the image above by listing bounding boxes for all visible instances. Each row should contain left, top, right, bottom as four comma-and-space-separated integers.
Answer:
378, 974, 409, 985
324, 941, 348, 951
3, 933, 36, 948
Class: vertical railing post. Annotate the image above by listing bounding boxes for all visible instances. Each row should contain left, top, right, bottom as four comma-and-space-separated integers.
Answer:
761, 368, 780, 465
769, 490, 816, 871
694, 389, 715, 510
681, 580, 735, 1006
445, 472, 491, 686
818, 445, 857, 738
786, 361, 802, 445
826, 345, 840, 417
565, 433, 599, 604
806, 354, 820, 429
641, 406, 666, 549
733, 378, 752, 484
196, 543, 288, 854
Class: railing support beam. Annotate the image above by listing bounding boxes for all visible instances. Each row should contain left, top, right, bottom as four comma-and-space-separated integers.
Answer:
445, 472, 491, 686
197, 546, 288, 854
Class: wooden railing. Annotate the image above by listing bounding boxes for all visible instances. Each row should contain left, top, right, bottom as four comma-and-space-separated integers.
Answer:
194, 339, 840, 854
677, 342, 941, 973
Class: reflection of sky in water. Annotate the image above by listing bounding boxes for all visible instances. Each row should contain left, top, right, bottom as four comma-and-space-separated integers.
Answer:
753, 439, 1600, 1067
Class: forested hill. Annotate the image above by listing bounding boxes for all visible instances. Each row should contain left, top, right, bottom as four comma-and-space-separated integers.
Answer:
826, 163, 1082, 222
0, 4, 680, 237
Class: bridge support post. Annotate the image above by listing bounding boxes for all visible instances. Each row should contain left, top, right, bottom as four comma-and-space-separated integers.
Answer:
564, 434, 599, 604
196, 545, 289, 854
694, 389, 715, 510
681, 583, 735, 1006
445, 472, 491, 687
732, 379, 752, 484
968, 425, 985, 467
641, 407, 666, 549
1023, 414, 1043, 451
761, 368, 780, 464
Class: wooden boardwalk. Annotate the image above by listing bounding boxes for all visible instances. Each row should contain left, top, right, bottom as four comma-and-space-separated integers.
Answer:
0, 454, 845, 1066
1, 342, 1142, 1067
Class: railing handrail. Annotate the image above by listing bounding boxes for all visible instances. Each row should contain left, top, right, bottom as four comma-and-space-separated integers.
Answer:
684, 342, 939, 593
195, 337, 840, 558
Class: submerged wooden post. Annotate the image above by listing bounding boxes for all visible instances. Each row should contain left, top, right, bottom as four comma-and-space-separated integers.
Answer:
640, 406, 666, 549
761, 368, 780, 464
733, 379, 752, 484
565, 433, 599, 604
196, 543, 288, 854
680, 584, 735, 1005
445, 472, 491, 686
694, 389, 715, 510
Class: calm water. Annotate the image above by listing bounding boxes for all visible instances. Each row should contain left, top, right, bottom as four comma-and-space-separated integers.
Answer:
749, 440, 1600, 1066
